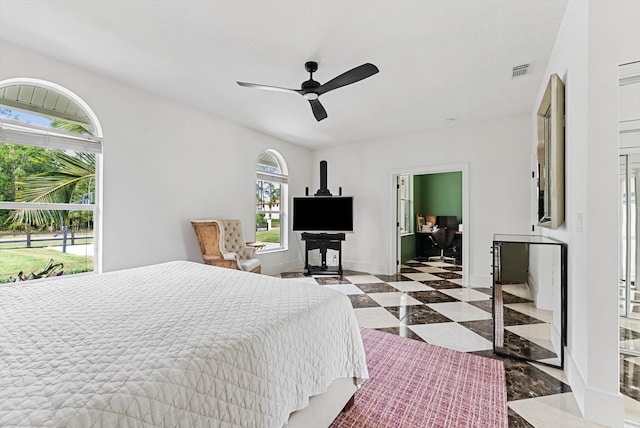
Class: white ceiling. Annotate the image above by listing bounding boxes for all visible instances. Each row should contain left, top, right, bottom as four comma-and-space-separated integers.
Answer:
0, 0, 569, 150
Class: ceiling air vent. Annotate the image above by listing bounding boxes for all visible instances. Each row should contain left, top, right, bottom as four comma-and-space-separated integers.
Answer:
511, 64, 530, 79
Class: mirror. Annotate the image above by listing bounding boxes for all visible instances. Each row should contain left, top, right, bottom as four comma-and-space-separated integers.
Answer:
492, 234, 567, 368
537, 74, 565, 229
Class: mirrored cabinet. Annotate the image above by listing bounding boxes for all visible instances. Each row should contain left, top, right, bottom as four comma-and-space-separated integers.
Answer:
492, 234, 567, 368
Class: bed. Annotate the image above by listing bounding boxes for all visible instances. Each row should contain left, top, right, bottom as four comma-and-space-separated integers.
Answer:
0, 261, 369, 427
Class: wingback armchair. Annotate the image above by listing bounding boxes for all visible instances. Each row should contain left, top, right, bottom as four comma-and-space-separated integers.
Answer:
191, 219, 262, 273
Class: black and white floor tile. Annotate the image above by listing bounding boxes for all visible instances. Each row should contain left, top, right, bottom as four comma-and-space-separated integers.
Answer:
276, 259, 608, 427
620, 317, 640, 424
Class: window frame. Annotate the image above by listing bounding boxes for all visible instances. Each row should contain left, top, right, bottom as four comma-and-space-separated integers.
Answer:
0, 78, 103, 273
398, 175, 413, 236
255, 150, 288, 253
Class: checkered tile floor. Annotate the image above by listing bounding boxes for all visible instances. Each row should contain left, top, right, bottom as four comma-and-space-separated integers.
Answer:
276, 259, 604, 427
281, 260, 494, 352
620, 317, 640, 423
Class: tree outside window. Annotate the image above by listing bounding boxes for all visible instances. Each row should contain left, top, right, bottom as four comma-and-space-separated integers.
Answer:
256, 150, 287, 251
0, 81, 101, 282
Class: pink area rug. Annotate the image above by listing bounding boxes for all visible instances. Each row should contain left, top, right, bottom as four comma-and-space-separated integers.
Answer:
330, 328, 508, 428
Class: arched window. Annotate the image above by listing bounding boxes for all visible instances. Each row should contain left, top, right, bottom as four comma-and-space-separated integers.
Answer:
0, 78, 102, 282
256, 150, 287, 252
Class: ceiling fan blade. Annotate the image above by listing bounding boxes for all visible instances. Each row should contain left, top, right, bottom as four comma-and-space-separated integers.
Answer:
237, 81, 299, 95
316, 63, 379, 95
308, 99, 328, 121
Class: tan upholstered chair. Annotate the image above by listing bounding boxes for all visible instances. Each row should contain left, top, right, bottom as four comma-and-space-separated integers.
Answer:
191, 219, 262, 273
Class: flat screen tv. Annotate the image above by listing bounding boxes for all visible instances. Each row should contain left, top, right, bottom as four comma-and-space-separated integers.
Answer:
293, 196, 353, 232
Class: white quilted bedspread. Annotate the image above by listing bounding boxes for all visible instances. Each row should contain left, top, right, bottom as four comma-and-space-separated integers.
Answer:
0, 261, 368, 427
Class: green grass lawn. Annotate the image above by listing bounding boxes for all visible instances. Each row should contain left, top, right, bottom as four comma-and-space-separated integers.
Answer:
0, 248, 93, 283
256, 228, 281, 243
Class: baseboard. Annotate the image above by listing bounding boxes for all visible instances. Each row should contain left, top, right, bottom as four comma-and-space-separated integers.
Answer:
584, 387, 624, 427
344, 260, 389, 276
565, 350, 586, 416
266, 260, 495, 289
565, 348, 625, 427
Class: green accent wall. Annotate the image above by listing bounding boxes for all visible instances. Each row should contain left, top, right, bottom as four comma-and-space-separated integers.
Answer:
399, 171, 462, 266
401, 234, 415, 264
414, 171, 462, 226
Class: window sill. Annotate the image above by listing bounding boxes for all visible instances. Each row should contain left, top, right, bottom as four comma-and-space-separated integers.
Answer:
257, 247, 287, 255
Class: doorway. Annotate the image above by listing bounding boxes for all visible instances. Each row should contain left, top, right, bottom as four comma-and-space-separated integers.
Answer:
390, 163, 469, 285
620, 153, 640, 322
618, 60, 640, 423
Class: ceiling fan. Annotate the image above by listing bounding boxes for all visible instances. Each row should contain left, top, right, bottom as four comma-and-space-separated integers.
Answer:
237, 61, 379, 122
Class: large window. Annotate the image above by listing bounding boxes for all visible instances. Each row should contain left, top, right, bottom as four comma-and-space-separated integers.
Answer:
0, 79, 102, 283
256, 150, 287, 251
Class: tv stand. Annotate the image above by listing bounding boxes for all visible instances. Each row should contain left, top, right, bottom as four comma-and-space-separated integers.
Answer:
301, 233, 345, 276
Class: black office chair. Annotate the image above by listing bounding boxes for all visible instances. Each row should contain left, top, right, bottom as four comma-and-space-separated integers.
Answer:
428, 228, 457, 263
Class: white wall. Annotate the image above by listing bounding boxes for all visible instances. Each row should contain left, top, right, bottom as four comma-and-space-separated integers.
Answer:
0, 40, 312, 275
531, 1, 590, 414
311, 114, 532, 282
532, 1, 640, 425
528, 244, 556, 311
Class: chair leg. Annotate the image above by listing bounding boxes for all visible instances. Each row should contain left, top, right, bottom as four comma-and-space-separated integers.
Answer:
429, 249, 457, 264
442, 248, 457, 264
428, 249, 445, 262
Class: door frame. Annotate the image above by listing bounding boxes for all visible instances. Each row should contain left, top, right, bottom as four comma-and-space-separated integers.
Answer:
389, 162, 470, 285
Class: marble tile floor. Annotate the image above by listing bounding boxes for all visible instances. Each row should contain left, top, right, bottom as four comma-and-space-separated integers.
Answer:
276, 259, 609, 428
621, 317, 640, 425
494, 283, 561, 367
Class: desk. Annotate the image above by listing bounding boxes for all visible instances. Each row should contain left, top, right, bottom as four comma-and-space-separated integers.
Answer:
415, 230, 462, 262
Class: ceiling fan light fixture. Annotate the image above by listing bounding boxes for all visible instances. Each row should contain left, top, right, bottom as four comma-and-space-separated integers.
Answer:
237, 61, 379, 121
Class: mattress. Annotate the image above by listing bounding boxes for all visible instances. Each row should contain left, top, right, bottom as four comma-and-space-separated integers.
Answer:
0, 261, 368, 427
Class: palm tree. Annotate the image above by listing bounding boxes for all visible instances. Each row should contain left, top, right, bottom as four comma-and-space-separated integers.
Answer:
9, 118, 95, 230
10, 150, 95, 229
49, 119, 93, 136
